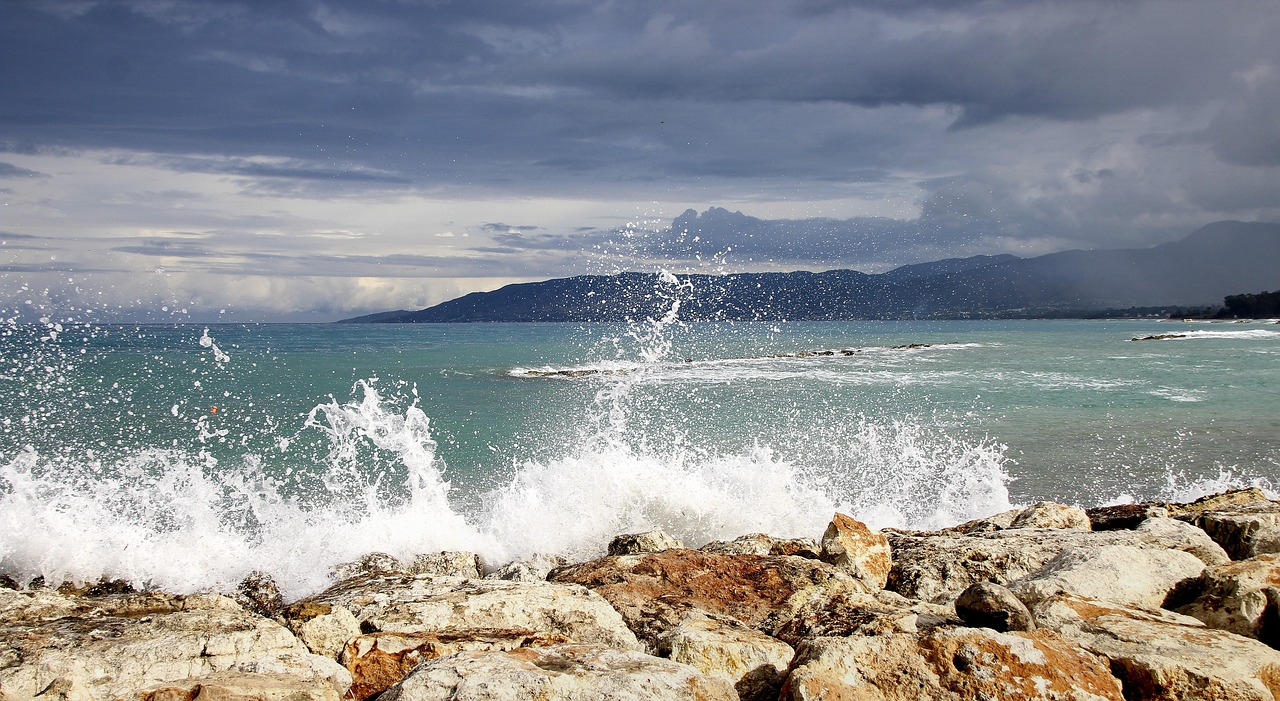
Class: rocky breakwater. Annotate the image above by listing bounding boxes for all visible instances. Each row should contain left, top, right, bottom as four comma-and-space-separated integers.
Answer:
6, 489, 1280, 700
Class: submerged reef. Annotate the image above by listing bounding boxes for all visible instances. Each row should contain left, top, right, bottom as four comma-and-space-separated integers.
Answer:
5, 489, 1280, 700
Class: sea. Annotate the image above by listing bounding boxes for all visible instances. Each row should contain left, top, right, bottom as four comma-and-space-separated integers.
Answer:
2, 303, 1278, 599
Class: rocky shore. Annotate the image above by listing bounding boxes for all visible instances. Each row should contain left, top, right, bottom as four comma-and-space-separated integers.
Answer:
5, 488, 1280, 700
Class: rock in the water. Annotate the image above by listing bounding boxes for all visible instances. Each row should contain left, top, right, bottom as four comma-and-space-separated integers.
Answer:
1169, 487, 1271, 518
550, 549, 862, 649
1010, 501, 1091, 530
1177, 554, 1280, 647
955, 582, 1036, 632
1009, 544, 1205, 609
485, 554, 568, 582
819, 513, 891, 591
607, 530, 684, 555
339, 630, 569, 701
656, 617, 794, 701
379, 645, 737, 701
0, 589, 350, 701
1191, 501, 1280, 560
781, 628, 1123, 701
1087, 503, 1170, 531
700, 533, 821, 559
288, 574, 640, 652
235, 571, 285, 619
1033, 594, 1280, 701
331, 552, 407, 580
406, 551, 483, 578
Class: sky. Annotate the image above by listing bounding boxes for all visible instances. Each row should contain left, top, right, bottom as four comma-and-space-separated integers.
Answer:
2, 0, 1279, 321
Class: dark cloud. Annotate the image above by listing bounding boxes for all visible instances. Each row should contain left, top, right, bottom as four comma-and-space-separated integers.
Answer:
0, 162, 45, 178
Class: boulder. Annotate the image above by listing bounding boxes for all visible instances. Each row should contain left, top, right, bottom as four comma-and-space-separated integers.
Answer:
485, 554, 567, 582
0, 589, 350, 701
772, 589, 956, 644
1177, 554, 1280, 646
378, 645, 736, 701
1168, 488, 1271, 518
1009, 544, 1206, 609
608, 530, 684, 555
406, 551, 483, 578
1010, 501, 1091, 530
1033, 594, 1280, 701
287, 603, 362, 659
1191, 501, 1280, 560
287, 574, 640, 652
819, 513, 892, 591
943, 507, 1024, 534
656, 617, 794, 701
135, 672, 343, 701
549, 549, 863, 649
1088, 503, 1170, 531
955, 582, 1036, 632
780, 628, 1123, 701
235, 571, 285, 619
339, 630, 569, 701
1134, 516, 1231, 566
330, 552, 407, 580
700, 533, 821, 559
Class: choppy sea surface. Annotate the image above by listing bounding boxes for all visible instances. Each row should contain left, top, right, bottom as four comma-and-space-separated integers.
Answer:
2, 310, 1278, 598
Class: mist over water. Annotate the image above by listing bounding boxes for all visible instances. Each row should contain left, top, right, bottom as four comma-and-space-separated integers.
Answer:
1, 294, 1278, 599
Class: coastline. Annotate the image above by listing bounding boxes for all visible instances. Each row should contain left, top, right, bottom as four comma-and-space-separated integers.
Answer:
5, 488, 1280, 700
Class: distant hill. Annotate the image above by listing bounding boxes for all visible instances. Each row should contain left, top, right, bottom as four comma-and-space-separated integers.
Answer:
340, 221, 1280, 322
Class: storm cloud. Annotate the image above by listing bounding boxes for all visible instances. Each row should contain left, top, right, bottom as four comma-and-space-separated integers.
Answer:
1, 0, 1277, 319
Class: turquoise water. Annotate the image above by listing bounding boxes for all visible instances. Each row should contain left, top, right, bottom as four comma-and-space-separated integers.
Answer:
1, 315, 1278, 597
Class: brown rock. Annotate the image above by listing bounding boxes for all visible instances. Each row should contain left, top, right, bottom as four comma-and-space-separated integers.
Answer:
608, 530, 684, 555
1010, 501, 1091, 530
549, 549, 861, 649
819, 513, 891, 591
235, 571, 284, 619
773, 589, 956, 644
1191, 501, 1280, 560
136, 672, 344, 701
700, 533, 821, 559
656, 617, 795, 701
955, 582, 1036, 632
1087, 503, 1170, 531
1177, 554, 1280, 647
1169, 488, 1271, 518
781, 628, 1123, 700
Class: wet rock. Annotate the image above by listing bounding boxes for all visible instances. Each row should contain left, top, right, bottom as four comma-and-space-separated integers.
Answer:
607, 530, 684, 555
549, 549, 862, 650
405, 551, 482, 578
656, 616, 794, 701
339, 630, 569, 701
955, 582, 1036, 632
1177, 554, 1280, 647
1087, 503, 1170, 530
819, 513, 891, 591
1191, 501, 1280, 560
289, 574, 640, 651
781, 627, 1123, 701
330, 552, 407, 580
235, 571, 284, 619
0, 589, 350, 701
1033, 594, 1280, 701
700, 533, 821, 559
379, 644, 736, 701
1009, 544, 1205, 609
485, 554, 568, 582
1010, 501, 1092, 530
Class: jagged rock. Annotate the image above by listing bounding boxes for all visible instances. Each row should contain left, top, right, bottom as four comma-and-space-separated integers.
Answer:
549, 549, 863, 650
1177, 554, 1280, 647
887, 522, 1223, 603
286, 603, 362, 659
485, 554, 568, 582
0, 589, 350, 701
135, 672, 344, 701
819, 513, 891, 591
1033, 594, 1280, 701
1009, 544, 1205, 609
339, 630, 569, 701
656, 617, 794, 701
1010, 501, 1092, 530
955, 582, 1036, 632
780, 628, 1123, 701
406, 551, 483, 578
330, 552, 407, 580
379, 645, 736, 701
607, 530, 684, 555
1169, 488, 1271, 518
1088, 503, 1170, 530
700, 533, 821, 559
1191, 501, 1280, 560
288, 574, 640, 651
235, 571, 284, 619
944, 507, 1023, 534
772, 589, 956, 643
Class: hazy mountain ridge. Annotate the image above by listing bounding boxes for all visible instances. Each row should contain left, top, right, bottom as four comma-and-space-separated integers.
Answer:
341, 221, 1280, 322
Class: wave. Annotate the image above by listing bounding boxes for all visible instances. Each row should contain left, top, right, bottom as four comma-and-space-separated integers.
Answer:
1132, 329, 1280, 341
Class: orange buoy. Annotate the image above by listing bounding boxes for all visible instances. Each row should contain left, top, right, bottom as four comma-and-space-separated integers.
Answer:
211, 406, 218, 414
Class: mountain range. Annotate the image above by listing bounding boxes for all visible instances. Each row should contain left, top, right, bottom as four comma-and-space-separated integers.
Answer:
341, 221, 1280, 322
